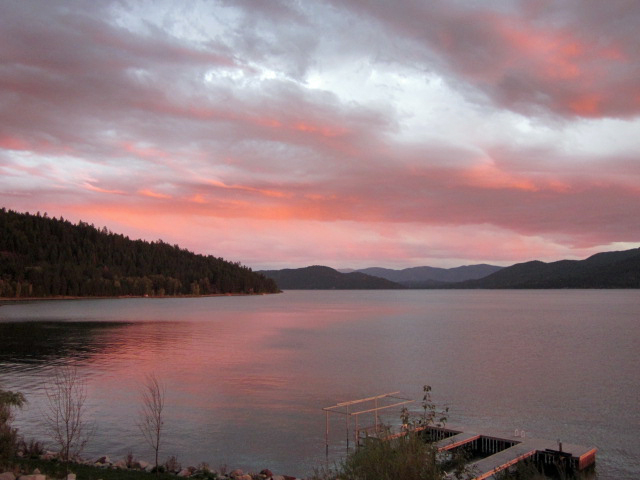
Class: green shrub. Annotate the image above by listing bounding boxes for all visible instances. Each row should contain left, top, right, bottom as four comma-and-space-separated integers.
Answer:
340, 429, 444, 480
0, 388, 26, 466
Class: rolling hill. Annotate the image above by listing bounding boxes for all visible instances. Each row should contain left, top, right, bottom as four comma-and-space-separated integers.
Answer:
259, 265, 402, 289
454, 248, 640, 288
356, 264, 503, 286
263, 249, 640, 290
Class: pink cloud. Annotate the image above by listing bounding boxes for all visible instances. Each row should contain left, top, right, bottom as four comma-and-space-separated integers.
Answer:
139, 189, 172, 199
1, 1, 639, 269
340, 0, 640, 118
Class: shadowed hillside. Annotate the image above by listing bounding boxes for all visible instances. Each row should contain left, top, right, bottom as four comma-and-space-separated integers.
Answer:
357, 264, 502, 286
0, 208, 279, 298
454, 249, 640, 289
259, 265, 402, 289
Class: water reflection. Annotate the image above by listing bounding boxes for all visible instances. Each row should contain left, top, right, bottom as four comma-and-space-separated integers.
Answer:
0, 322, 130, 367
0, 291, 638, 478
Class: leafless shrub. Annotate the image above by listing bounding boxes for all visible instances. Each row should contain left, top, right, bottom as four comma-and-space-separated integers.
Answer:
137, 373, 165, 474
43, 366, 93, 463
165, 455, 181, 473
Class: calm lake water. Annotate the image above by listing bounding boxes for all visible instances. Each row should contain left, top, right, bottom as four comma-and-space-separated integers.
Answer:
0, 290, 638, 478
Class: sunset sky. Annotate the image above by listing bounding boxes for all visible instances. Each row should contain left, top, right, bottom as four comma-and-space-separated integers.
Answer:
1, 0, 639, 270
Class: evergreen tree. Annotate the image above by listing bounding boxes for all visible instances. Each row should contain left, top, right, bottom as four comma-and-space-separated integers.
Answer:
0, 209, 279, 298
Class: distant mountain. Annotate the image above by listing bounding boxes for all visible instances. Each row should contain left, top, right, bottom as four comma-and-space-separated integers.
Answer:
259, 266, 402, 290
356, 264, 503, 286
454, 249, 640, 289
264, 249, 640, 290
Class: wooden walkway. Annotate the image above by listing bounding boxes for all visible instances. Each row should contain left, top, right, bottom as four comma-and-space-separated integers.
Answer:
426, 425, 597, 479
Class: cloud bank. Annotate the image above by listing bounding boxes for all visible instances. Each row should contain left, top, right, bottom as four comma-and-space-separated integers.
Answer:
1, 0, 639, 268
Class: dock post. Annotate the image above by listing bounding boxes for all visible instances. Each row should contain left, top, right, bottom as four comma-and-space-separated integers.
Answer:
346, 405, 349, 450
375, 397, 378, 433
325, 410, 329, 458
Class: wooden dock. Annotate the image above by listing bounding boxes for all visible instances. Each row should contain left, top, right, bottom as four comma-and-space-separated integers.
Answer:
322, 394, 596, 479
427, 425, 597, 479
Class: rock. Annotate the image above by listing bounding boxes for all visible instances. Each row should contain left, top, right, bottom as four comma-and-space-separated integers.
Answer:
18, 475, 45, 480
66, 474, 76, 480
114, 460, 127, 469
271, 476, 285, 480
137, 460, 150, 470
229, 469, 244, 478
177, 468, 191, 477
0, 472, 16, 480
95, 455, 112, 466
260, 469, 273, 478
31, 471, 40, 476
238, 476, 252, 480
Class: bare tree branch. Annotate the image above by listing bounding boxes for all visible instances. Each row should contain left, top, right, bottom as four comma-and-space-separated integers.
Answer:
137, 373, 165, 473
43, 366, 93, 463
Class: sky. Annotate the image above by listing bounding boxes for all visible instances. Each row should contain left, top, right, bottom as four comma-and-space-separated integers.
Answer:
1, 0, 640, 270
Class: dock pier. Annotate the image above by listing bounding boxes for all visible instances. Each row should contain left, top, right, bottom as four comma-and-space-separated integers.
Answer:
426, 424, 597, 479
323, 394, 596, 479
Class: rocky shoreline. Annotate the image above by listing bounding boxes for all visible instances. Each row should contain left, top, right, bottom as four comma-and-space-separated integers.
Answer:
2, 451, 303, 480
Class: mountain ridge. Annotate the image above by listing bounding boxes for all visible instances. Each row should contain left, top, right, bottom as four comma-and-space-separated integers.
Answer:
355, 264, 503, 285
262, 249, 640, 289
258, 265, 402, 289
454, 248, 640, 289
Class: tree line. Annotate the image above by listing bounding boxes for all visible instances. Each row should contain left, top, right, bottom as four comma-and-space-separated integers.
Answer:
0, 208, 279, 298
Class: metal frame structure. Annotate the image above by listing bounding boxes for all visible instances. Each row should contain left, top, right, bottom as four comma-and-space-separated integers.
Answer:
322, 391, 414, 454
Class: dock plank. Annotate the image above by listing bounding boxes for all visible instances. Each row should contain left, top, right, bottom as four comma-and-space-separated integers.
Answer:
436, 431, 481, 451
470, 444, 537, 480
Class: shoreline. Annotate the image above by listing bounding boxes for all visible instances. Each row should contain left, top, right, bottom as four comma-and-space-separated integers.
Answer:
0, 292, 282, 305
4, 455, 303, 480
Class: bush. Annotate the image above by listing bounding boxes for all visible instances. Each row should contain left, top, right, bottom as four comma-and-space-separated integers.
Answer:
0, 388, 26, 466
18, 439, 45, 459
340, 429, 443, 480
314, 385, 475, 480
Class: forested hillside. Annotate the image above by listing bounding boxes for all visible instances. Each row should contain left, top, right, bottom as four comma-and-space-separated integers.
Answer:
0, 208, 279, 298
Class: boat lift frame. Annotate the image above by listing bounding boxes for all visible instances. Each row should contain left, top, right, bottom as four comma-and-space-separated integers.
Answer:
322, 391, 414, 454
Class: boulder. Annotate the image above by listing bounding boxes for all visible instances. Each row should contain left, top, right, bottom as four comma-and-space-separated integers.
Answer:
271, 476, 286, 480
229, 469, 244, 478
137, 460, 150, 470
96, 455, 112, 466
177, 469, 191, 477
114, 460, 127, 469
0, 472, 16, 480
18, 475, 45, 480
66, 474, 77, 480
260, 469, 273, 478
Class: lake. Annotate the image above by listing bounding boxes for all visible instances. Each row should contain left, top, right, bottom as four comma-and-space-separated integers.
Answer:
0, 290, 638, 478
